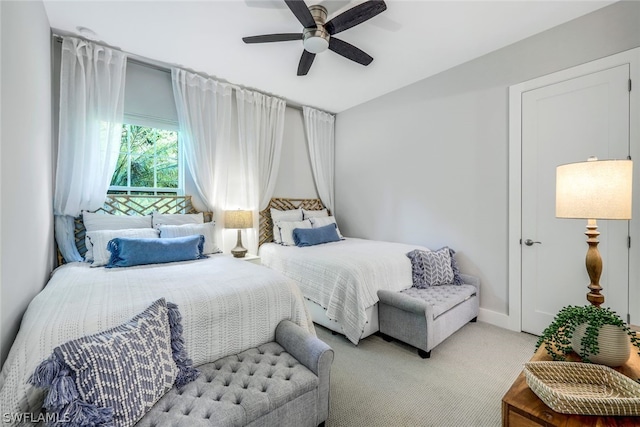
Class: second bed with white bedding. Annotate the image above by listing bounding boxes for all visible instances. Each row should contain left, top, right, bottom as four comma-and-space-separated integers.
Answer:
259, 238, 427, 344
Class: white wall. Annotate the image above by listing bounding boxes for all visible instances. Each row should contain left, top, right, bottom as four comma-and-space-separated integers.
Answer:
335, 1, 640, 323
272, 106, 318, 199
0, 0, 3, 372
0, 1, 54, 366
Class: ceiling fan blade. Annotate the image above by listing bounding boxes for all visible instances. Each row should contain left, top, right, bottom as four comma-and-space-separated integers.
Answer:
243, 33, 303, 43
325, 0, 387, 35
297, 50, 316, 76
284, 0, 316, 28
328, 37, 373, 66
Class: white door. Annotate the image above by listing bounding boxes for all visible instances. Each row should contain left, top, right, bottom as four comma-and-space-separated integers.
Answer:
521, 64, 630, 335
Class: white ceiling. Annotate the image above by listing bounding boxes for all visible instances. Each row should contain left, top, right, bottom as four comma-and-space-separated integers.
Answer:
42, 0, 615, 113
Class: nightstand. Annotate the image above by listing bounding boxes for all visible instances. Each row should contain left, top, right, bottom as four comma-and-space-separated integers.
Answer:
236, 254, 261, 265
502, 344, 640, 426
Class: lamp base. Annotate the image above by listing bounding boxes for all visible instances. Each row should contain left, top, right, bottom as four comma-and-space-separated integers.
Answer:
231, 229, 247, 258
231, 248, 247, 258
585, 218, 604, 307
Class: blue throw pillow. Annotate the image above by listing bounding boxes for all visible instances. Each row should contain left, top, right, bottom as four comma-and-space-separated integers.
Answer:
293, 223, 341, 247
106, 235, 206, 268
29, 299, 199, 427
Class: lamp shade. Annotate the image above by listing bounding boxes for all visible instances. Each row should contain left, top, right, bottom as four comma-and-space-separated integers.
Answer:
225, 210, 253, 229
556, 159, 632, 220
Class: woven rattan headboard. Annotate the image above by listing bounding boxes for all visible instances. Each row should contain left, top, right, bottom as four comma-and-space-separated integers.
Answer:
259, 197, 327, 246
60, 195, 211, 264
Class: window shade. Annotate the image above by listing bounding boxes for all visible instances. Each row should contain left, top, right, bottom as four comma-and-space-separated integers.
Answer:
124, 61, 178, 130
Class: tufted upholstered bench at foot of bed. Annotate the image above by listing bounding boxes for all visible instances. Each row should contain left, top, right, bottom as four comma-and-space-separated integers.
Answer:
377, 273, 480, 359
136, 320, 334, 427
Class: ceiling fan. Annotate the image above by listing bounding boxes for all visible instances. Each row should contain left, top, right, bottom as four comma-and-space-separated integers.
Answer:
242, 0, 387, 76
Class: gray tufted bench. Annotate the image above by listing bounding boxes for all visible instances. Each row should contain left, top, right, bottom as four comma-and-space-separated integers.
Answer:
136, 320, 333, 427
377, 274, 480, 359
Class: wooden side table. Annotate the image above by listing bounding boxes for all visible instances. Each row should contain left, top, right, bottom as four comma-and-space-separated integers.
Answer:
502, 345, 640, 426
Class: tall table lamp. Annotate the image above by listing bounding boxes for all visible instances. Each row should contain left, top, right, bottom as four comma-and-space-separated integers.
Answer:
556, 157, 633, 306
225, 210, 253, 258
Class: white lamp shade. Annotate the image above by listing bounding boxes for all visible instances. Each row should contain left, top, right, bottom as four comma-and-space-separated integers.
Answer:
556, 159, 632, 220
225, 210, 253, 229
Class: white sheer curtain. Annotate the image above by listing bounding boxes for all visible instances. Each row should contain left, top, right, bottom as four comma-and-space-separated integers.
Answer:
171, 68, 232, 211
253, 93, 286, 211
234, 89, 286, 254
173, 69, 286, 255
303, 106, 336, 213
54, 37, 127, 262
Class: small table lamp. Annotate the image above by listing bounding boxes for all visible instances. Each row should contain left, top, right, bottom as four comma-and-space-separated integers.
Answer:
556, 157, 633, 306
225, 210, 253, 258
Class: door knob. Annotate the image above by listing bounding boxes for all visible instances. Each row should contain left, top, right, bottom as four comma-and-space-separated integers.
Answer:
524, 239, 542, 246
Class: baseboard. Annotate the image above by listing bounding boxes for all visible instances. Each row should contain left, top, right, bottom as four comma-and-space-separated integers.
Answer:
477, 308, 511, 329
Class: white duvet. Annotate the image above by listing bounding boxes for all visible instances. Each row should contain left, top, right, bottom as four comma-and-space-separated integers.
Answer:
259, 238, 427, 344
0, 255, 312, 423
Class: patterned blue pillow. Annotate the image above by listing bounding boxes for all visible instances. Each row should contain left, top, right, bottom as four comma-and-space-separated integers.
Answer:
407, 247, 460, 288
29, 299, 199, 427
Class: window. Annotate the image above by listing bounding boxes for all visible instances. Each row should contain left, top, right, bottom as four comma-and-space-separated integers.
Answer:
109, 124, 182, 195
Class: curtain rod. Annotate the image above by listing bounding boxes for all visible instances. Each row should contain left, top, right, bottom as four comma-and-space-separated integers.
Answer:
52, 32, 313, 113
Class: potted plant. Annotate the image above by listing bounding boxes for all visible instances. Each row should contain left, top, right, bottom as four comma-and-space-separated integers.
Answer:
536, 305, 640, 366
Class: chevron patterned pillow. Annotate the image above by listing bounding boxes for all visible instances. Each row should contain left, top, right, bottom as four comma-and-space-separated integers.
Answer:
407, 247, 455, 287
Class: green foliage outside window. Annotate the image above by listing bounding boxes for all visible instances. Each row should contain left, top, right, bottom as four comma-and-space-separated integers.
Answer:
110, 124, 179, 194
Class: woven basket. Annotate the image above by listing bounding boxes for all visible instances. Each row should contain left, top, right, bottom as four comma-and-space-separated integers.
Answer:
524, 361, 640, 416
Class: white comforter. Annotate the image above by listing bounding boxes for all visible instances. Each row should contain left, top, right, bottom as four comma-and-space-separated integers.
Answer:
0, 255, 312, 422
259, 238, 426, 344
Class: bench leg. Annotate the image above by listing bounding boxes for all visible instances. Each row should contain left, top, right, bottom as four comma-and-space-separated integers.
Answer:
470, 317, 478, 323
377, 332, 393, 342
418, 349, 431, 359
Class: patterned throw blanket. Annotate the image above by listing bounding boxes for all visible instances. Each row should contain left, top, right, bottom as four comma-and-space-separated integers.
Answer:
0, 256, 312, 424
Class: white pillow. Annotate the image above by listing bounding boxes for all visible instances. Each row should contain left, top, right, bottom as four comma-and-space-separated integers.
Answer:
271, 209, 303, 243
271, 208, 302, 222
152, 212, 204, 228
158, 222, 220, 255
302, 208, 328, 219
276, 220, 312, 246
82, 212, 152, 261
310, 216, 344, 239
83, 211, 152, 231
86, 228, 160, 267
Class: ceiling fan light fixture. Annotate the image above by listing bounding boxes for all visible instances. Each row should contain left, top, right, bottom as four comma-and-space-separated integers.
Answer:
303, 30, 329, 53
303, 5, 329, 54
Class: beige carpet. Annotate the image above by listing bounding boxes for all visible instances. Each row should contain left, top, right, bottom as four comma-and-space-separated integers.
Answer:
317, 321, 537, 427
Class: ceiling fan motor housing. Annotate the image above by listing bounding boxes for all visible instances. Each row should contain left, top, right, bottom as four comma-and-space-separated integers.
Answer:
303, 5, 329, 54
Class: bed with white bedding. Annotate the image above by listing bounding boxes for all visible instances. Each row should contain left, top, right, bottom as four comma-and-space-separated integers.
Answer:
258, 198, 427, 345
260, 238, 426, 344
0, 196, 313, 421
0, 256, 312, 419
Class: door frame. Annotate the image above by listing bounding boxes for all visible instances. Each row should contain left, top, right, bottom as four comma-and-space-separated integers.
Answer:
508, 47, 640, 332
